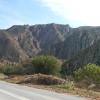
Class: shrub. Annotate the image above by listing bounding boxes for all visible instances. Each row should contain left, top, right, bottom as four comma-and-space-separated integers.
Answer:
74, 64, 100, 84
32, 55, 61, 76
0, 64, 24, 75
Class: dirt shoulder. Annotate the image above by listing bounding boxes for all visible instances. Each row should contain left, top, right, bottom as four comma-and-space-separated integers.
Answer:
3, 74, 100, 100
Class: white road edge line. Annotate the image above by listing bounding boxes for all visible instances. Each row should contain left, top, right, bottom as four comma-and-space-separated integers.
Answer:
0, 88, 30, 100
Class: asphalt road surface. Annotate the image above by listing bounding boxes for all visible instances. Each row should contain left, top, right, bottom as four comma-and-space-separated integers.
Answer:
0, 81, 88, 100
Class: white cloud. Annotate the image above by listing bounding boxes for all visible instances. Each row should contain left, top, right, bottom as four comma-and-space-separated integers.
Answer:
40, 0, 100, 27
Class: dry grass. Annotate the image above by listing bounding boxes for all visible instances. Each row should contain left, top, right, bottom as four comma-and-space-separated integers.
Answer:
6, 74, 66, 85
0, 73, 8, 80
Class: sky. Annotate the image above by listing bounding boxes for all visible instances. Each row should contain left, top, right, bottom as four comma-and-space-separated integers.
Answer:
0, 0, 100, 29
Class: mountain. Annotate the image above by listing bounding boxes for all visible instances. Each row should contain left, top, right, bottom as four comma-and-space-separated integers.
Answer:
0, 30, 28, 62
62, 39, 100, 74
1, 23, 100, 62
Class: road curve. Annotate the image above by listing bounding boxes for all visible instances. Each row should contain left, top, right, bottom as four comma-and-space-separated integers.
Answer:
0, 80, 88, 100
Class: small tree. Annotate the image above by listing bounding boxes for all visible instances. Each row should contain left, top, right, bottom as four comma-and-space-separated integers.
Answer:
32, 55, 61, 76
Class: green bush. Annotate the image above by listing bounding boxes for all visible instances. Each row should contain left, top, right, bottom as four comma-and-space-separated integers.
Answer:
0, 64, 24, 75
74, 64, 100, 84
32, 55, 61, 76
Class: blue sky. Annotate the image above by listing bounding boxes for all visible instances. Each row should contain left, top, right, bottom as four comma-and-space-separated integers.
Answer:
0, 0, 100, 28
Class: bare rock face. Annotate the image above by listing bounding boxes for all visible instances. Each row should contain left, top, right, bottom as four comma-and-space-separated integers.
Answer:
1, 24, 100, 63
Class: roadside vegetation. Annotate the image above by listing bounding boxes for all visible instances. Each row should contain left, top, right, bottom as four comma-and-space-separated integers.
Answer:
0, 55, 100, 99
32, 56, 61, 76
0, 56, 61, 76
0, 64, 23, 75
74, 64, 100, 84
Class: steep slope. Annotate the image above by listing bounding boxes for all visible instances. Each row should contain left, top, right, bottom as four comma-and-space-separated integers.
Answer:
62, 40, 100, 74
6, 23, 71, 58
0, 31, 28, 62
55, 26, 100, 59
29, 23, 71, 55
7, 25, 41, 57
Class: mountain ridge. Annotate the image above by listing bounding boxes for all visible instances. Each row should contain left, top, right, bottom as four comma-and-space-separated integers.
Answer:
0, 23, 100, 64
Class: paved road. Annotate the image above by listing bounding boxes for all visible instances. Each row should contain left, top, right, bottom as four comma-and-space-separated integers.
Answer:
0, 81, 87, 100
